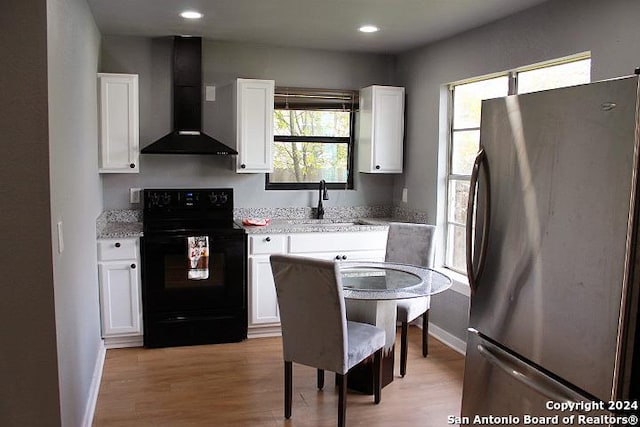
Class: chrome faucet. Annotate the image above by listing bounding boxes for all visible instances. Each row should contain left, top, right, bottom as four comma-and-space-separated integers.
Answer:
317, 180, 329, 219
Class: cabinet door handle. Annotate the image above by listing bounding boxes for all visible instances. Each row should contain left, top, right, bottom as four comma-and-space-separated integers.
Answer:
130, 163, 136, 169
335, 255, 341, 260
240, 164, 246, 169
115, 242, 121, 248
130, 263, 136, 269
265, 236, 271, 242
375, 165, 381, 170
341, 255, 347, 260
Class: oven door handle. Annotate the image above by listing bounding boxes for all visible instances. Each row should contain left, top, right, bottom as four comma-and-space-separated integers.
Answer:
143, 232, 245, 241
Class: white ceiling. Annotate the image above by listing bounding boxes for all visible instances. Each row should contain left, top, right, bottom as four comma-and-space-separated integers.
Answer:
87, 0, 550, 54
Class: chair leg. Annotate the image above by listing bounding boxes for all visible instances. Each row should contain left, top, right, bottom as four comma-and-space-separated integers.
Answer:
374, 348, 382, 404
400, 321, 408, 377
284, 361, 292, 419
317, 369, 325, 390
335, 372, 343, 387
422, 310, 430, 357
337, 373, 347, 427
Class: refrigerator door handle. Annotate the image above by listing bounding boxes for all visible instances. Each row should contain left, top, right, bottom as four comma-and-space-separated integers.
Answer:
466, 147, 490, 294
477, 342, 588, 407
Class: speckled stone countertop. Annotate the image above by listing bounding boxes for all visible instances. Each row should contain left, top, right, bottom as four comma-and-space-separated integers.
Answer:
95, 206, 429, 239
96, 210, 143, 239
238, 206, 429, 234
241, 218, 392, 234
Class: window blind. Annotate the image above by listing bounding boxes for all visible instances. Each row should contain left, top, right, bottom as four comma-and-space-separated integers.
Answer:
274, 87, 359, 111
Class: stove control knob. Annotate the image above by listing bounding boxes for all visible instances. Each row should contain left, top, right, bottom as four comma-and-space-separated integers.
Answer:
209, 193, 219, 204
148, 192, 160, 207
219, 194, 228, 204
162, 193, 171, 205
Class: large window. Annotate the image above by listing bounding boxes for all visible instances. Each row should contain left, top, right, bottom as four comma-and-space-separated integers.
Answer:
445, 56, 591, 274
266, 88, 357, 190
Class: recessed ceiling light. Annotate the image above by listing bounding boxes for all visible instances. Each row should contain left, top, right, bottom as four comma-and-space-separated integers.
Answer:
180, 11, 203, 19
359, 25, 379, 33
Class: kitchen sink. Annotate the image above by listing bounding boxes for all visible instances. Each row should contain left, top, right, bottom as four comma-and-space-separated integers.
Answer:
312, 222, 360, 227
283, 219, 366, 226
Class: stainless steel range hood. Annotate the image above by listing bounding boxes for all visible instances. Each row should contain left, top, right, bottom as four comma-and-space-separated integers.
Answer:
141, 36, 237, 155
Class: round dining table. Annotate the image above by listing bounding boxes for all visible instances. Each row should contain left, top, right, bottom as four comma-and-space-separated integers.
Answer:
338, 261, 452, 394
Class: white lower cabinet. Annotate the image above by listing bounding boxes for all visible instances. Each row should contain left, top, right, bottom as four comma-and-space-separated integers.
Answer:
97, 238, 143, 348
288, 231, 388, 259
247, 229, 388, 338
247, 234, 286, 337
249, 256, 280, 325
298, 250, 386, 262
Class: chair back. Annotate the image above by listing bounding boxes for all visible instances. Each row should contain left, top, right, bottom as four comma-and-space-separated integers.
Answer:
385, 222, 436, 268
270, 254, 349, 374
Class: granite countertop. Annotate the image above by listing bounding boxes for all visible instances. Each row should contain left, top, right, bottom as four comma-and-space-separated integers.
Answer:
96, 210, 143, 239
95, 206, 428, 239
98, 221, 143, 239
240, 218, 392, 234
235, 205, 428, 234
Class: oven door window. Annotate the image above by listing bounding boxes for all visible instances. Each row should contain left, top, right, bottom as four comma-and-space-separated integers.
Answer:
143, 233, 245, 312
165, 252, 225, 289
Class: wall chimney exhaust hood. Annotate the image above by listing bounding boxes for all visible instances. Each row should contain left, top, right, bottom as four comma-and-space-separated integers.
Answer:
141, 36, 237, 155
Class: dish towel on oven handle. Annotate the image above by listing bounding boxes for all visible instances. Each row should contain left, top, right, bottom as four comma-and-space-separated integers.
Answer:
187, 236, 209, 280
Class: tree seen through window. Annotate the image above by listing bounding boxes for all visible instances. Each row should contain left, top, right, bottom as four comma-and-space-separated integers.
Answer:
269, 109, 352, 188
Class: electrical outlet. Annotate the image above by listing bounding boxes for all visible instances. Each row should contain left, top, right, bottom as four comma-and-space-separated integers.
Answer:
402, 188, 408, 203
130, 188, 141, 204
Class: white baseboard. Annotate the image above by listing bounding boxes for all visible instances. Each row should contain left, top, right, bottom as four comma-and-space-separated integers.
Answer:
247, 325, 282, 339
420, 322, 467, 355
81, 339, 106, 427
104, 335, 143, 349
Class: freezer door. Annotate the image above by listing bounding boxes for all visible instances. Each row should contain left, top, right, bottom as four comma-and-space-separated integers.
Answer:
469, 76, 640, 401
461, 332, 610, 425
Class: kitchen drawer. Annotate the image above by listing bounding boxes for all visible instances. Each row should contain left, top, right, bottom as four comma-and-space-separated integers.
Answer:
249, 234, 287, 255
289, 231, 388, 254
98, 238, 139, 261
302, 250, 386, 262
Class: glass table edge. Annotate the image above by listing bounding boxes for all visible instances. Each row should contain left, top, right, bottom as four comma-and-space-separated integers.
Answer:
338, 261, 453, 300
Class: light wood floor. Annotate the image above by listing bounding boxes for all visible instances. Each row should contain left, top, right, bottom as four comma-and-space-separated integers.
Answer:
93, 326, 465, 426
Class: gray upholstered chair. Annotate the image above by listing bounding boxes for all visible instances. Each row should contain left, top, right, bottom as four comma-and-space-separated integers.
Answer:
270, 254, 385, 427
385, 222, 436, 377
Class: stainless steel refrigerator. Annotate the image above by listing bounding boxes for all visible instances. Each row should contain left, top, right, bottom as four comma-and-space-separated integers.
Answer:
461, 75, 640, 424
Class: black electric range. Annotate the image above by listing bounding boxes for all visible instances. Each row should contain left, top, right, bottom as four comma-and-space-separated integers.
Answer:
141, 188, 247, 348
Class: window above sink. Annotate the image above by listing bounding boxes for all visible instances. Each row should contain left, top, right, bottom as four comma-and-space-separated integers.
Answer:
266, 87, 358, 191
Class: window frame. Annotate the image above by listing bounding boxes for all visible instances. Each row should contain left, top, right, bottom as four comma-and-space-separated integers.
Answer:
443, 54, 591, 275
265, 88, 357, 191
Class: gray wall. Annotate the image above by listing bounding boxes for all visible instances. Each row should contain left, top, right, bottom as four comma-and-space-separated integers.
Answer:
396, 0, 640, 343
100, 37, 397, 209
1, 0, 103, 424
48, 0, 104, 425
0, 1, 61, 426
429, 289, 470, 343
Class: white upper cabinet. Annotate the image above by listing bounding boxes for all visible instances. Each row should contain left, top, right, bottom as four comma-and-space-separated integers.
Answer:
235, 79, 275, 173
98, 73, 139, 173
357, 85, 405, 173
